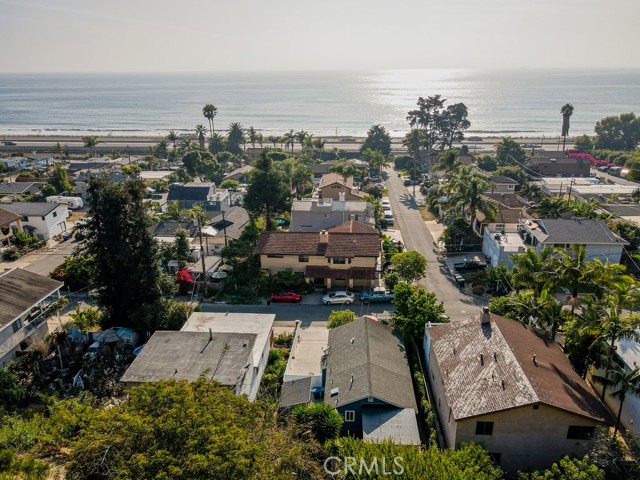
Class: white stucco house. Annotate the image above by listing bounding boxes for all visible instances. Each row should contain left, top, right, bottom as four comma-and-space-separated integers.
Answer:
2, 202, 70, 240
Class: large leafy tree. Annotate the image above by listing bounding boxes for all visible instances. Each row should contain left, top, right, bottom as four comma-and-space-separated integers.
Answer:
593, 364, 640, 437
202, 104, 217, 137
407, 95, 470, 152
361, 147, 389, 174
495, 136, 526, 166
434, 149, 459, 172
594, 112, 640, 150
84, 177, 165, 333
244, 152, 290, 230
360, 124, 392, 156
440, 102, 471, 149
391, 251, 428, 284
392, 282, 445, 342
560, 103, 574, 151
48, 163, 72, 193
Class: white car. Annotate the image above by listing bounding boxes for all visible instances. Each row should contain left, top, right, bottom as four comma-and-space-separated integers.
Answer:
322, 291, 356, 305
381, 199, 391, 209
384, 212, 394, 226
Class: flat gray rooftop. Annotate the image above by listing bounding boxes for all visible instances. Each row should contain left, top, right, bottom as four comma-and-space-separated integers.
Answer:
120, 331, 256, 386
0, 268, 62, 328
362, 408, 421, 445
285, 323, 328, 378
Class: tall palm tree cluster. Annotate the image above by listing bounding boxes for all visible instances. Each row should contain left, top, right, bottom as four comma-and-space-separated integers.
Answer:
489, 244, 640, 438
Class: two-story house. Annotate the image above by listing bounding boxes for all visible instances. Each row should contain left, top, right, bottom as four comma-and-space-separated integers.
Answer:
318, 173, 366, 201
167, 182, 231, 212
256, 223, 380, 289
526, 152, 590, 178
323, 317, 420, 444
0, 207, 23, 247
2, 202, 69, 240
290, 196, 375, 232
424, 308, 613, 474
0, 269, 64, 366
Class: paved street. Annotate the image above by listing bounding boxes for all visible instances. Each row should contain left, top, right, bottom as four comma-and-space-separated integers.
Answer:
199, 299, 393, 327
2, 239, 77, 276
384, 168, 487, 321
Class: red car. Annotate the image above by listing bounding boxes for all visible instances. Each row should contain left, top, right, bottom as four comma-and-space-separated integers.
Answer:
270, 291, 302, 303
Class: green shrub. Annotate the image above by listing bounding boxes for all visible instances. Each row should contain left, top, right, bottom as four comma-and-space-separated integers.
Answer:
292, 403, 343, 443
327, 310, 357, 329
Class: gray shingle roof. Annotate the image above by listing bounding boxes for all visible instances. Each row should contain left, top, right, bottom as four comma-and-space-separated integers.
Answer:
0, 182, 38, 195
0, 269, 63, 327
428, 314, 613, 423
279, 377, 312, 408
489, 175, 519, 185
2, 202, 65, 217
531, 218, 628, 246
167, 183, 214, 202
324, 317, 416, 410
152, 220, 198, 237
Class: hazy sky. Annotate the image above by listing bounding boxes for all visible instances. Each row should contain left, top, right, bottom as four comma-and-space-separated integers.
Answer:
1, 0, 639, 73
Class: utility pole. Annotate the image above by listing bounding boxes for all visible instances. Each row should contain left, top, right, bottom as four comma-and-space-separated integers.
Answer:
194, 208, 208, 298
222, 210, 228, 247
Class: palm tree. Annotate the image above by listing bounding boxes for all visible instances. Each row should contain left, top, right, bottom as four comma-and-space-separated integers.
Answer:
284, 130, 296, 155
202, 104, 218, 138
536, 197, 569, 218
82, 135, 101, 157
583, 259, 635, 303
179, 136, 193, 153
208, 133, 226, 155
553, 245, 589, 314
257, 133, 264, 148
511, 246, 556, 296
434, 149, 459, 172
267, 135, 279, 148
167, 130, 179, 149
247, 127, 258, 148
226, 122, 244, 156
593, 364, 640, 437
296, 130, 309, 150
53, 142, 64, 160
403, 129, 424, 172
195, 124, 208, 149
312, 137, 326, 151
330, 160, 360, 184
561, 103, 574, 152
448, 166, 497, 229
519, 183, 542, 202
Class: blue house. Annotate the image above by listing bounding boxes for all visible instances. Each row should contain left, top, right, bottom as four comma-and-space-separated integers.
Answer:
167, 182, 230, 213
323, 317, 420, 444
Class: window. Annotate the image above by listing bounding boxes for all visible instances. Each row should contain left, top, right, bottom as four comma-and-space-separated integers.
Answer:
475, 421, 494, 436
298, 255, 309, 263
333, 257, 346, 265
567, 426, 595, 440
267, 254, 284, 258
345, 410, 355, 422
12, 319, 23, 333
507, 184, 514, 190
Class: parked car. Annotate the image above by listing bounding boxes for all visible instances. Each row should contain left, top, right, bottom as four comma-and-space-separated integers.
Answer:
1, 141, 16, 146
384, 212, 394, 226
322, 291, 355, 305
270, 291, 302, 303
360, 289, 394, 304
381, 199, 391, 209
453, 260, 488, 273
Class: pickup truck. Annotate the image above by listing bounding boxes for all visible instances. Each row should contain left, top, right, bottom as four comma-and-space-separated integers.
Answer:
360, 290, 394, 304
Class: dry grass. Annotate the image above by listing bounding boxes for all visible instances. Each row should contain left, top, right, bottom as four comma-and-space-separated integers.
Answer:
418, 206, 436, 221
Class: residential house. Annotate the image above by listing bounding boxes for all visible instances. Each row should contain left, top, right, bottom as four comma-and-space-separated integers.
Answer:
120, 331, 258, 396
424, 309, 613, 473
487, 175, 518, 194
0, 207, 23, 246
318, 173, 366, 201
323, 317, 420, 444
74, 169, 129, 200
223, 165, 254, 183
2, 202, 69, 240
256, 223, 380, 289
473, 192, 529, 238
180, 312, 275, 401
290, 196, 375, 232
24, 152, 54, 167
120, 313, 275, 402
139, 170, 173, 185
68, 157, 123, 174
0, 182, 44, 198
483, 218, 628, 267
526, 152, 590, 177
0, 158, 19, 170
0, 269, 63, 366
590, 336, 640, 444
167, 182, 231, 212
195, 205, 250, 255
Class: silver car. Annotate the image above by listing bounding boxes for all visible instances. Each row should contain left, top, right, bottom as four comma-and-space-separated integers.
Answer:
322, 291, 355, 305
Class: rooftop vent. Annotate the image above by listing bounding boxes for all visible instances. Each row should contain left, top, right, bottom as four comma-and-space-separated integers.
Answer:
533, 354, 538, 366
481, 306, 491, 324
330, 387, 339, 397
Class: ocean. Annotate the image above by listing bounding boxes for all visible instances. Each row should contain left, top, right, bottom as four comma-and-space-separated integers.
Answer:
0, 69, 639, 138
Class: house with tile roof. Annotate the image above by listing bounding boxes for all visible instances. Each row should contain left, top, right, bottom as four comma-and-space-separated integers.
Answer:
324, 317, 420, 444
424, 308, 613, 473
318, 173, 366, 201
256, 223, 380, 289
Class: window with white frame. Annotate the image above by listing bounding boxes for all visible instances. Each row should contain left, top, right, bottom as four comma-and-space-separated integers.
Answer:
344, 410, 355, 422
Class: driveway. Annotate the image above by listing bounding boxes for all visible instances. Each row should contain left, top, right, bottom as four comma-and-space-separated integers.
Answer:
384, 168, 486, 321
1, 239, 78, 276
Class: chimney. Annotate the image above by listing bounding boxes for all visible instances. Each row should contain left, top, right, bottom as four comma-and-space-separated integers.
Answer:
209, 328, 213, 341
481, 306, 491, 324
339, 191, 346, 202
319, 230, 329, 244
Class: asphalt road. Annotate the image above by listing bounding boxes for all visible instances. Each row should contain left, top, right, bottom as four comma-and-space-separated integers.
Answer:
1, 239, 77, 276
384, 168, 487, 321
199, 299, 394, 327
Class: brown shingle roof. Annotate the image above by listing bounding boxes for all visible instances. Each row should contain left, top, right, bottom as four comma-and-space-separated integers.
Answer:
327, 221, 378, 235
428, 314, 613, 423
0, 269, 63, 327
0, 207, 21, 227
319, 173, 352, 189
257, 231, 380, 258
